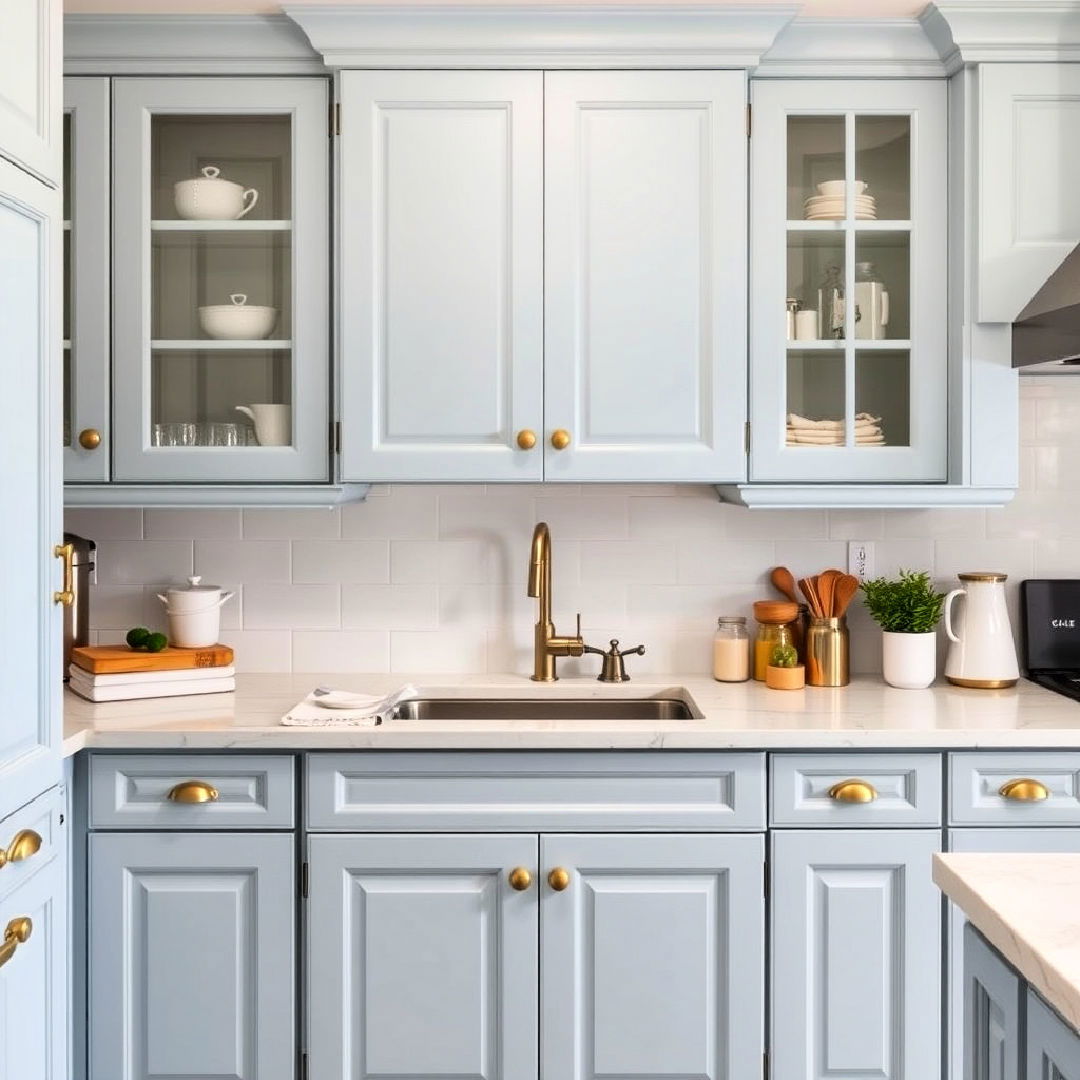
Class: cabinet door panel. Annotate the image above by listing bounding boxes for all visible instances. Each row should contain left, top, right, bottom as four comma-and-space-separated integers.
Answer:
339, 71, 543, 482
308, 833, 538, 1080
0, 158, 62, 820
541, 833, 763, 1080
88, 832, 294, 1080
1027, 989, 1080, 1080
771, 829, 941, 1080
0, 0, 61, 184
964, 923, 1021, 1080
544, 71, 746, 482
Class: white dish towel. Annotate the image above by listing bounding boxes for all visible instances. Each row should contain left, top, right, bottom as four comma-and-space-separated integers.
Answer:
280, 685, 417, 727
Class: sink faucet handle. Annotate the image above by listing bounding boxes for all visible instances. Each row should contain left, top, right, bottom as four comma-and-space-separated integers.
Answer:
588, 638, 646, 683
617, 641, 645, 658
576, 612, 582, 641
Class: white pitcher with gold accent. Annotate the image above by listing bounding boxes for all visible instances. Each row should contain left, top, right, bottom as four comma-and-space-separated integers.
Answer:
944, 572, 1019, 688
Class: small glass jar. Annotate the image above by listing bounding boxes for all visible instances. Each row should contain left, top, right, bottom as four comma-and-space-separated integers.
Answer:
713, 616, 750, 683
752, 600, 800, 682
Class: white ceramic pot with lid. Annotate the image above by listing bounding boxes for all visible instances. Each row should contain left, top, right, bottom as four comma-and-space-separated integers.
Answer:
157, 576, 235, 649
174, 166, 258, 221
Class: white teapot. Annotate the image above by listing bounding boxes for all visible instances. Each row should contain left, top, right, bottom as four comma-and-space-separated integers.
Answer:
174, 166, 258, 221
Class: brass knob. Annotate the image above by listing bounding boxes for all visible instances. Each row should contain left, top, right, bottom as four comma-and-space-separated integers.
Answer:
167, 780, 219, 804
550, 429, 571, 451
53, 542, 74, 606
508, 867, 533, 891
828, 779, 878, 804
0, 917, 32, 970
999, 778, 1050, 802
0, 829, 43, 870
548, 867, 571, 891
78, 428, 101, 450
516, 429, 537, 451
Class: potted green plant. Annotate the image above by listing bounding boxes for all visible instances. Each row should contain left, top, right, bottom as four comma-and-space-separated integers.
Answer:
860, 570, 947, 689
765, 642, 805, 691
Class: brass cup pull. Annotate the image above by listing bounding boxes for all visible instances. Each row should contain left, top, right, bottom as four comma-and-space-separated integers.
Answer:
0, 829, 43, 871
828, 779, 878, 804
508, 867, 533, 891
53, 542, 74, 606
548, 867, 571, 891
550, 429, 571, 451
78, 428, 102, 450
168, 780, 219, 804
999, 777, 1050, 802
516, 429, 537, 451
0, 917, 32, 970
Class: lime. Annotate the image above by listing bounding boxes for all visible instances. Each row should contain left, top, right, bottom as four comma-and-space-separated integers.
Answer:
145, 632, 168, 653
126, 627, 151, 649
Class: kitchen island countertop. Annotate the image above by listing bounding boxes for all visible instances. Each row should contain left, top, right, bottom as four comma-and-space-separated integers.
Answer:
62, 671, 1080, 756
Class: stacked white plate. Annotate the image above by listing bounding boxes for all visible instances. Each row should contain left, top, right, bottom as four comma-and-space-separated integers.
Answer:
804, 194, 877, 221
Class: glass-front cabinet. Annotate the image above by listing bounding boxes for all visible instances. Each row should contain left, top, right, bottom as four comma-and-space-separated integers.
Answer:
749, 81, 947, 484
63, 77, 110, 482
111, 78, 329, 483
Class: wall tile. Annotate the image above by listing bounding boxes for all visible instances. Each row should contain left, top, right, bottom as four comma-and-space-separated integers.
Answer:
243, 508, 341, 540
392, 540, 492, 584
771, 540, 848, 583
827, 509, 885, 540
85, 585, 150, 630
194, 540, 290, 585
243, 584, 340, 630
539, 495, 629, 540
222, 630, 292, 674
723, 506, 829, 541
390, 630, 489, 674
145, 509, 241, 540
883, 508, 986, 540
94, 540, 192, 586
579, 541, 678, 584
343, 584, 439, 631
292, 631, 391, 674
677, 538, 773, 585
65, 507, 142, 540
341, 487, 438, 540
628, 494, 728, 541
293, 540, 389, 584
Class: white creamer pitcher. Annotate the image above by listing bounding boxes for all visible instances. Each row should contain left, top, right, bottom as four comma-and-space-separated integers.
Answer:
944, 572, 1020, 688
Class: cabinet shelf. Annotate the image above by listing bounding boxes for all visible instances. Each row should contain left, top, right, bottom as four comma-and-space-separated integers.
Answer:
151, 339, 292, 350
786, 339, 911, 351
786, 219, 912, 232
150, 219, 292, 231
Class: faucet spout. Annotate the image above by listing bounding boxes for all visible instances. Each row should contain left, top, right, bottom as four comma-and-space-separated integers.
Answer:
527, 521, 582, 681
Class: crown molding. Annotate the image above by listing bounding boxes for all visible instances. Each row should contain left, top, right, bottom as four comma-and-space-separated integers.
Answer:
283, 3, 799, 69
63, 14, 326, 74
922, 1, 1080, 69
756, 17, 947, 77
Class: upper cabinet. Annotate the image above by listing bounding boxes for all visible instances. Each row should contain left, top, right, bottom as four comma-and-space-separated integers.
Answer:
111, 77, 330, 484
338, 68, 748, 484
749, 79, 948, 485
0, 0, 61, 185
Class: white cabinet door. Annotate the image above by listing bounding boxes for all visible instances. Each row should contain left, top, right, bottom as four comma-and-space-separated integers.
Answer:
978, 64, 1080, 323
88, 832, 295, 1080
771, 829, 941, 1080
308, 833, 539, 1080
338, 71, 544, 482
0, 0, 61, 185
0, 851, 66, 1080
0, 157, 62, 820
541, 833, 764, 1080
544, 71, 747, 483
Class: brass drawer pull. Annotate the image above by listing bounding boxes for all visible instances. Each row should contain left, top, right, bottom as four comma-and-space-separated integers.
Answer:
78, 428, 102, 450
516, 429, 537, 451
828, 779, 878, 804
168, 780, 219, 804
508, 867, 533, 891
0, 829, 43, 871
53, 542, 74, 606
0, 917, 32, 970
548, 867, 571, 891
550, 429, 571, 451
999, 777, 1050, 802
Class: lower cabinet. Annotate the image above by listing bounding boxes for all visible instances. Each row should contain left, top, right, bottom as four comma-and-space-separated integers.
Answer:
964, 923, 1021, 1080
307, 831, 765, 1080
88, 832, 295, 1080
1027, 989, 1080, 1079
770, 829, 942, 1080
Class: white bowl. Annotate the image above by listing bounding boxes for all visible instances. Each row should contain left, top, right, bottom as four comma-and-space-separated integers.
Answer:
816, 180, 867, 198
198, 293, 277, 341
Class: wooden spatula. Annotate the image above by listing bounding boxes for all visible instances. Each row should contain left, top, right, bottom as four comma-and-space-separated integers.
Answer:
833, 573, 861, 617
771, 566, 799, 604
798, 576, 822, 618
816, 569, 839, 618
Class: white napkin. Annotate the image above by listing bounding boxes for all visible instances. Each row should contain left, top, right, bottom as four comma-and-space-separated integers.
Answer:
280, 684, 417, 727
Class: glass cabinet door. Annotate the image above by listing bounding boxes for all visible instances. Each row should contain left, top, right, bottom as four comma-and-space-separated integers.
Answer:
112, 78, 329, 483
63, 77, 110, 482
750, 81, 947, 484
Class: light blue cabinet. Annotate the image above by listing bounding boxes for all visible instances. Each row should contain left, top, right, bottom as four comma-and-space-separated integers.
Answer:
964, 923, 1021, 1080
1027, 990, 1080, 1080
88, 831, 295, 1080
770, 829, 942, 1080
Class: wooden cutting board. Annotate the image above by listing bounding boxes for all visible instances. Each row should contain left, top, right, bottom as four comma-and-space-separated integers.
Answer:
71, 643, 234, 674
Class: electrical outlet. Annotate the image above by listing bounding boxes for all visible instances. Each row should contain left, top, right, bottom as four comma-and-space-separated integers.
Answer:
848, 540, 874, 581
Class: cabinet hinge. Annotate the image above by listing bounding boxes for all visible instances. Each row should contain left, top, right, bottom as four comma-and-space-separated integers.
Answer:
746, 102, 752, 138
330, 101, 341, 137
744, 421, 751, 454
302, 861, 309, 899
763, 1050, 769, 1080
331, 420, 341, 455
300, 1050, 309, 1080
763, 861, 768, 900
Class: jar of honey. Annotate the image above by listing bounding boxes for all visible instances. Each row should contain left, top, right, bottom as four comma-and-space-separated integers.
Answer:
752, 600, 799, 682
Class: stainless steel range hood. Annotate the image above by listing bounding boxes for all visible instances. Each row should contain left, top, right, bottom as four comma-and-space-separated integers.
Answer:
1013, 244, 1080, 374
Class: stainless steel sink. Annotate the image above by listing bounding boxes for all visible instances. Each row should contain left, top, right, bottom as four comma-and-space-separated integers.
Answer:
388, 697, 694, 721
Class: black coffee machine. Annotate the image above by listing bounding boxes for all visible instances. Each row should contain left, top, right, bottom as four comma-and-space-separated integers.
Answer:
1020, 579, 1080, 702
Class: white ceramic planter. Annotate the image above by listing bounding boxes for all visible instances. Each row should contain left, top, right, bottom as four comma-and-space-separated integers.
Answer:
881, 630, 937, 689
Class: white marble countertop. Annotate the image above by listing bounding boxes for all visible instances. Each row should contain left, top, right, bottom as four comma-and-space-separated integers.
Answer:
62, 671, 1080, 756
934, 853, 1080, 1034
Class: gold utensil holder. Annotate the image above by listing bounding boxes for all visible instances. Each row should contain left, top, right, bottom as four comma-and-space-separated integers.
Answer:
806, 616, 850, 687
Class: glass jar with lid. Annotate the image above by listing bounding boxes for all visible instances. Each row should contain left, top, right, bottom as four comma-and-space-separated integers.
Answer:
713, 616, 750, 683
752, 600, 799, 681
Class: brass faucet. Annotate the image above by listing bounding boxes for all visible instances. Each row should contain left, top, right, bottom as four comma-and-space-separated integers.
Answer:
527, 522, 584, 681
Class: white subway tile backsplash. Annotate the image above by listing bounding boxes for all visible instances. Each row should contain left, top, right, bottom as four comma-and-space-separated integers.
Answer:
72, 382, 1078, 677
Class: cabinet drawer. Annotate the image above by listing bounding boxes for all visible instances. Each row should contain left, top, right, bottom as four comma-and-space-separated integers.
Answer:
0, 788, 62, 904
770, 753, 942, 827
89, 754, 294, 829
306, 752, 766, 832
950, 753, 1080, 826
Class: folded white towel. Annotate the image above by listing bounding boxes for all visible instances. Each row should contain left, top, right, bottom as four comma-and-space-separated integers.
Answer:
786, 426, 882, 440
281, 684, 417, 727
787, 435, 886, 446
786, 412, 881, 431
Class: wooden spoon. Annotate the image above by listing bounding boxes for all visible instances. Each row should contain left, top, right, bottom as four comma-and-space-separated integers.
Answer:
771, 566, 799, 604
815, 570, 835, 618
833, 574, 861, 617
798, 576, 822, 618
